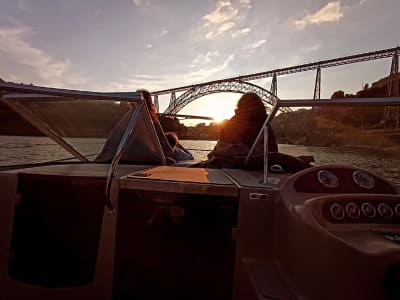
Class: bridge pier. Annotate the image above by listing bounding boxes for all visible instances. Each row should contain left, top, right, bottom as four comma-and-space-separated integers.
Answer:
153, 95, 159, 113
384, 50, 399, 131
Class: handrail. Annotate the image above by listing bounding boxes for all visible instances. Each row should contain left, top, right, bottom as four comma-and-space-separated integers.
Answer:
0, 81, 141, 102
244, 96, 400, 168
244, 102, 280, 168
262, 126, 269, 185
105, 103, 143, 212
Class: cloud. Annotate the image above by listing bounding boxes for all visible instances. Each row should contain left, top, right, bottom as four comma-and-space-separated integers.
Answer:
239, 0, 252, 9
300, 43, 322, 52
205, 22, 235, 39
92, 8, 102, 19
0, 26, 89, 87
242, 39, 266, 50
18, 0, 29, 11
108, 74, 164, 91
231, 27, 251, 38
160, 29, 168, 36
189, 54, 235, 82
294, 1, 345, 30
146, 44, 153, 49
203, 1, 238, 25
131, 0, 151, 7
359, 0, 366, 4
192, 51, 220, 66
109, 54, 235, 91
194, 0, 251, 40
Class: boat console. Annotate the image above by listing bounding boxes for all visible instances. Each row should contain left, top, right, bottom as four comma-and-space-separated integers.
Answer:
247, 165, 400, 300
0, 161, 399, 300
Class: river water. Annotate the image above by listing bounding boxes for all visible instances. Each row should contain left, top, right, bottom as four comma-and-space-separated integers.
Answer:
0, 136, 399, 186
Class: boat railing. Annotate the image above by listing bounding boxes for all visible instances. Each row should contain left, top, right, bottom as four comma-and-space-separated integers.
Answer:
0, 81, 148, 212
245, 96, 400, 185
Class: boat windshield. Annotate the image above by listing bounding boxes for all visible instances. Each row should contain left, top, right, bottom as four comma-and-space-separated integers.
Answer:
0, 83, 141, 167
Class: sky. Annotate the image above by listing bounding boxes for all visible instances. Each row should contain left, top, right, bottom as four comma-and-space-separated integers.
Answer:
0, 0, 399, 124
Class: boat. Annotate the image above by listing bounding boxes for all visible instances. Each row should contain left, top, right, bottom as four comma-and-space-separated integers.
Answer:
0, 80, 400, 300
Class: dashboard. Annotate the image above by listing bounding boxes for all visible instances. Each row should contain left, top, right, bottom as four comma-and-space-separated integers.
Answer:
321, 195, 400, 224
292, 166, 397, 194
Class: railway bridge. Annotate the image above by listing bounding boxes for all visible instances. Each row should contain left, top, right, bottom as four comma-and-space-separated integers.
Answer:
151, 47, 399, 127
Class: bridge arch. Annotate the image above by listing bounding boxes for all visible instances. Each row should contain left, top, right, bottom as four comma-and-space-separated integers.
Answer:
163, 80, 280, 115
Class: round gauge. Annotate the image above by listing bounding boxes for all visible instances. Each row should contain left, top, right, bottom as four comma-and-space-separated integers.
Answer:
395, 204, 400, 217
330, 203, 345, 220
317, 170, 338, 188
346, 202, 361, 219
377, 203, 393, 219
361, 202, 376, 218
352, 171, 375, 189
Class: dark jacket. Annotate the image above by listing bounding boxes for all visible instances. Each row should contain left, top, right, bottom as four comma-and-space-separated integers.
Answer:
218, 109, 278, 152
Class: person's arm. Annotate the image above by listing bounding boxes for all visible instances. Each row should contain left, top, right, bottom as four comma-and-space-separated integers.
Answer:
152, 119, 174, 156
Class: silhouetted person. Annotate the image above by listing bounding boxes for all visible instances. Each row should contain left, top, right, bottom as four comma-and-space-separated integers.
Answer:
218, 92, 278, 151
196, 93, 277, 169
139, 89, 193, 162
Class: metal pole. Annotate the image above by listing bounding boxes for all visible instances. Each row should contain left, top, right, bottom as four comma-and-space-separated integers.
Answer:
154, 95, 159, 113
105, 103, 143, 212
244, 102, 280, 167
262, 126, 269, 185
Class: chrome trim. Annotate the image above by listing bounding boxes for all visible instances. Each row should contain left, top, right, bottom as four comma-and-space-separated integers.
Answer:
361, 202, 376, 218
105, 103, 143, 212
346, 202, 361, 219
353, 171, 375, 189
330, 203, 345, 220
262, 126, 269, 185
0, 81, 141, 102
395, 204, 400, 217
278, 97, 400, 107
377, 203, 394, 219
317, 170, 339, 188
244, 100, 279, 167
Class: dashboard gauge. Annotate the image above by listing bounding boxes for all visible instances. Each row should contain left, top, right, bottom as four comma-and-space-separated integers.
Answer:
346, 202, 361, 219
395, 204, 400, 217
352, 171, 375, 189
378, 203, 393, 219
317, 170, 338, 188
361, 202, 376, 218
330, 203, 345, 220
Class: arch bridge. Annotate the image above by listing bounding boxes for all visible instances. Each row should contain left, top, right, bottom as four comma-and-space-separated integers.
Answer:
151, 46, 399, 126
163, 80, 289, 115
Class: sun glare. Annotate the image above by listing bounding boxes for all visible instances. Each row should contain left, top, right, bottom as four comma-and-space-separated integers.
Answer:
204, 94, 237, 123
211, 112, 231, 123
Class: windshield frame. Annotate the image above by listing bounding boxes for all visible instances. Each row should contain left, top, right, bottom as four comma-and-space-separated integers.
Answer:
0, 82, 142, 163
245, 96, 400, 170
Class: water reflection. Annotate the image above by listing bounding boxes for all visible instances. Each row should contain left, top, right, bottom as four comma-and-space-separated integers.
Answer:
0, 136, 398, 186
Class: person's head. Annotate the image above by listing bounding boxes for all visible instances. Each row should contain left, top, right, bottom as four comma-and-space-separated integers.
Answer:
235, 92, 266, 116
137, 89, 158, 120
165, 132, 179, 148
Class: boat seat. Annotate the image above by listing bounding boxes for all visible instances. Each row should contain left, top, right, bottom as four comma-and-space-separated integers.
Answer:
95, 102, 167, 165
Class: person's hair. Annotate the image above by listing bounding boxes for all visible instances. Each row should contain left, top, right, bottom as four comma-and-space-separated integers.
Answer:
137, 89, 158, 120
236, 92, 266, 113
165, 132, 179, 147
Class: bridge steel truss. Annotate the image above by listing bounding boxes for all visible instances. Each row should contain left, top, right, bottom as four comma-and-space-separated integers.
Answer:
153, 46, 400, 115
163, 80, 291, 115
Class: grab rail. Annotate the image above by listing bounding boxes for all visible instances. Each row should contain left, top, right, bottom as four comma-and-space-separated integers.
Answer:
105, 103, 143, 212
